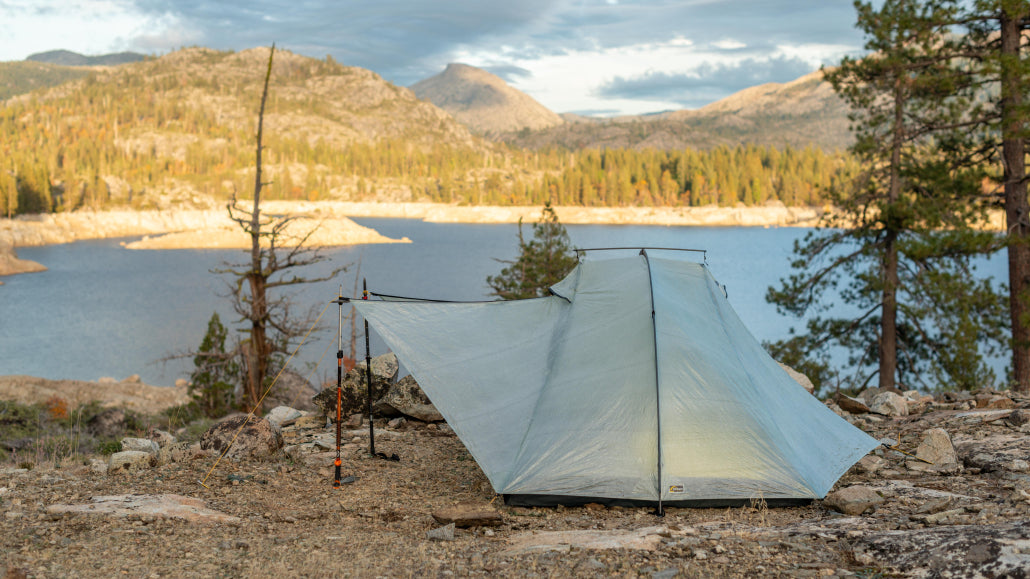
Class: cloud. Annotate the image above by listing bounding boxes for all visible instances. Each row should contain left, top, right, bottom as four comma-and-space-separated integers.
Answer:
479, 64, 533, 83
597, 56, 817, 109
712, 39, 747, 50
1, 0, 869, 114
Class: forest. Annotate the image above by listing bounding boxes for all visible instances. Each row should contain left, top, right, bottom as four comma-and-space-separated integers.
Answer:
0, 51, 857, 217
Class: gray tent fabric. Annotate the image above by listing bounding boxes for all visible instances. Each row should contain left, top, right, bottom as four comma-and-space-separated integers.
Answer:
352, 249, 878, 505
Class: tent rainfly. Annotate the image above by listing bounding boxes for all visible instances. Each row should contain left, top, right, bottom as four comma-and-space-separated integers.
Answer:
352, 249, 878, 508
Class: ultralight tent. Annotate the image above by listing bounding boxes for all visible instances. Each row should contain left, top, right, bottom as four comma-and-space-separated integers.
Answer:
352, 249, 878, 509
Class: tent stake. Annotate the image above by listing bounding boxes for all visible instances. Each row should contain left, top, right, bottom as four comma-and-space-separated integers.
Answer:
364, 278, 376, 457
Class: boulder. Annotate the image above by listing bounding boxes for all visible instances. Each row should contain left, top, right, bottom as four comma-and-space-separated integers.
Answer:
199, 415, 283, 461
823, 486, 884, 515
87, 408, 128, 439
265, 406, 303, 427
108, 450, 158, 474
355, 353, 399, 382
120, 437, 159, 455
264, 370, 318, 411
312, 368, 391, 419
870, 391, 909, 417
374, 375, 443, 422
1006, 409, 1028, 427
158, 441, 197, 465
855, 455, 886, 475
836, 392, 871, 414
777, 362, 815, 394
148, 429, 176, 447
912, 428, 959, 470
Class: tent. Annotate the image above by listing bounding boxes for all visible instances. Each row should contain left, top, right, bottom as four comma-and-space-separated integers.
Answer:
352, 249, 878, 509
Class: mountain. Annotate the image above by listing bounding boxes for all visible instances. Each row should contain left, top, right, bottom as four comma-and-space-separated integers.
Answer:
411, 63, 564, 135
0, 47, 484, 212
1, 50, 148, 101
0, 61, 88, 100
1, 47, 855, 216
25, 50, 146, 67
501, 70, 852, 152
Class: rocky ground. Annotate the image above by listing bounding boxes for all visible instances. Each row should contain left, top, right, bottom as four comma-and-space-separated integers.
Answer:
1, 372, 1029, 578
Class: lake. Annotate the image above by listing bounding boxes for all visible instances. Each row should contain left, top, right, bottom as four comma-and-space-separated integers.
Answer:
0, 218, 1007, 387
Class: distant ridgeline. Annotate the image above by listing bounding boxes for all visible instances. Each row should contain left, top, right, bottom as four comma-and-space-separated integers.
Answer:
0, 47, 856, 218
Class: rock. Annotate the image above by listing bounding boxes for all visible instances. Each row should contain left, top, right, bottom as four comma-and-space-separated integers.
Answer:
869, 391, 909, 417
148, 429, 176, 447
158, 441, 195, 465
432, 501, 504, 528
427, 523, 455, 541
387, 417, 406, 429
343, 413, 363, 428
265, 406, 303, 427
854, 521, 1029, 578
975, 394, 1015, 410
956, 434, 1028, 474
1006, 409, 1028, 427
46, 494, 240, 524
777, 362, 815, 394
856, 455, 886, 475
504, 527, 666, 555
108, 451, 158, 474
199, 415, 283, 461
120, 437, 159, 455
374, 375, 444, 422
823, 486, 884, 515
89, 458, 109, 475
909, 428, 959, 472
87, 408, 127, 439
265, 370, 318, 411
293, 415, 326, 430
312, 369, 392, 419
355, 353, 399, 381
0, 240, 46, 278
836, 393, 871, 414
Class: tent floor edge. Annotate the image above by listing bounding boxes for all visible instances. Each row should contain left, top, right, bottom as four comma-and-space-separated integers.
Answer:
502, 494, 814, 509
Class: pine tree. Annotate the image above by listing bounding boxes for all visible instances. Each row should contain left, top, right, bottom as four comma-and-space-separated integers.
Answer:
487, 202, 578, 300
960, 0, 1030, 391
767, 0, 1005, 392
189, 312, 239, 418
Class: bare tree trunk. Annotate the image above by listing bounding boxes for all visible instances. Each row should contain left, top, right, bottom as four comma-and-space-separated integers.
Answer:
243, 45, 276, 413
1001, 10, 1030, 393
879, 77, 905, 390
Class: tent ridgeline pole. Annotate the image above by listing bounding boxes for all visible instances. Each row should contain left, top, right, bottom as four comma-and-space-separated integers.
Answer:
333, 286, 345, 489
363, 278, 375, 457
640, 249, 665, 517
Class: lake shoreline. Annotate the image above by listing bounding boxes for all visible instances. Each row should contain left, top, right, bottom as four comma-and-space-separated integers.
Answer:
0, 201, 828, 250
0, 201, 1007, 254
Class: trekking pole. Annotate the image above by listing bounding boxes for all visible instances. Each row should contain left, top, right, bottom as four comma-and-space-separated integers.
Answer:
333, 286, 346, 489
363, 278, 375, 457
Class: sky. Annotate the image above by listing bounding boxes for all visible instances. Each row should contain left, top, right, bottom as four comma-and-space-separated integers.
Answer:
0, 0, 869, 116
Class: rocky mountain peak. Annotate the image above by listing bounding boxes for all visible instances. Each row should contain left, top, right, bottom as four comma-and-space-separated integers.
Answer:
411, 63, 564, 135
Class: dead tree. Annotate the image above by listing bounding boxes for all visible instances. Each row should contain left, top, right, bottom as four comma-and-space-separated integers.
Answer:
217, 44, 345, 413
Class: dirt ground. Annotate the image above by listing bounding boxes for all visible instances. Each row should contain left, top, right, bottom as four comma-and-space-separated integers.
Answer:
1, 382, 1029, 578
